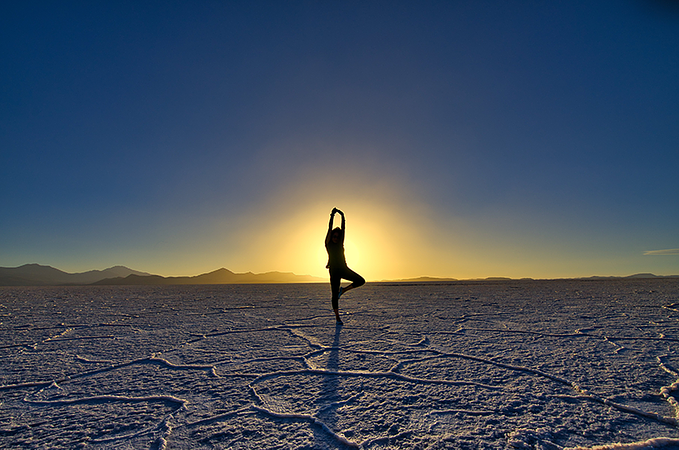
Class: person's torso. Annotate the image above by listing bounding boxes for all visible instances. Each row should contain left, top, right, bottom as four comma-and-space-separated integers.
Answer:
325, 241, 346, 268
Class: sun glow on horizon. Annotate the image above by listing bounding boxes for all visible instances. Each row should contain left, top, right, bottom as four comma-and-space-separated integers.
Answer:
202, 157, 663, 282
233, 205, 399, 281
219, 163, 452, 281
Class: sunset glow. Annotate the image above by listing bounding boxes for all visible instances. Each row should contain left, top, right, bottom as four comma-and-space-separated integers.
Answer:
1, 2, 677, 279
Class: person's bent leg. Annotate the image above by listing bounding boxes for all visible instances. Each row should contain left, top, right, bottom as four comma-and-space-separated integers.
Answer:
340, 267, 365, 294
350, 269, 365, 288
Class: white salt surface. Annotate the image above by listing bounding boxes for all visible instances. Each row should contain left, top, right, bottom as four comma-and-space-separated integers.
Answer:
2, 280, 679, 449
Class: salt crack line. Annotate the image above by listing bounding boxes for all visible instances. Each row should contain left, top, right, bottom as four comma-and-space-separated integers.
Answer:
595, 397, 678, 427
430, 328, 465, 335
412, 336, 429, 346
250, 385, 359, 449
248, 365, 499, 448
457, 328, 594, 339
0, 342, 40, 350
0, 355, 227, 393
185, 305, 256, 315
282, 314, 332, 322
192, 324, 325, 349
0, 380, 54, 391
42, 335, 117, 343
420, 348, 679, 427
185, 405, 255, 427
453, 326, 679, 343
400, 348, 574, 386
89, 423, 160, 445
551, 393, 679, 427
148, 355, 219, 376
428, 409, 495, 416
657, 355, 679, 418
390, 355, 441, 373
305, 346, 437, 361
250, 368, 501, 390
76, 354, 114, 364
610, 336, 679, 343
196, 324, 288, 338
23, 394, 188, 407
218, 355, 308, 367
154, 411, 176, 450
44, 327, 72, 341
252, 404, 360, 448
285, 327, 325, 350
90, 404, 186, 446
360, 430, 413, 448
658, 356, 678, 377
317, 391, 363, 415
603, 337, 626, 354
564, 436, 679, 449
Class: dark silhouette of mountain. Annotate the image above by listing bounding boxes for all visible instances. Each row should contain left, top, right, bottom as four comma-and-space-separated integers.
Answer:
0, 264, 150, 286
3, 264, 677, 286
0, 264, 323, 286
94, 268, 323, 285
584, 273, 679, 280
392, 276, 458, 282
384, 273, 679, 283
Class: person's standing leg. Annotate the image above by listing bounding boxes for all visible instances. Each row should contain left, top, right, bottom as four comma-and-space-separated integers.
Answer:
330, 269, 342, 323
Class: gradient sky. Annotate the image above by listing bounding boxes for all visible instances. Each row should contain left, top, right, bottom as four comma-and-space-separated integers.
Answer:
2, 1, 678, 280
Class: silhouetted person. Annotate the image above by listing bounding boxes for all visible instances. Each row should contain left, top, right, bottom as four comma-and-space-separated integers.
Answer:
325, 208, 365, 324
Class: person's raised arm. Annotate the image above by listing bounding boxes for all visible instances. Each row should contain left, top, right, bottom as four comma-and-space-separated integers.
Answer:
337, 209, 346, 244
325, 209, 337, 245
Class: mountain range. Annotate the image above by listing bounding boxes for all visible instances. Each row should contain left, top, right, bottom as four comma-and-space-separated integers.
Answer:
93, 268, 323, 285
1, 264, 677, 286
0, 264, 151, 286
0, 264, 323, 286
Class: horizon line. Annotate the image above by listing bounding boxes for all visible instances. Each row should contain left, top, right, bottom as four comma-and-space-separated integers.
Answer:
2, 263, 678, 284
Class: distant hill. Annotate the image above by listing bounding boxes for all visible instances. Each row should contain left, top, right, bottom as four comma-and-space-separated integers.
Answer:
0, 264, 150, 286
94, 268, 323, 285
0, 264, 323, 286
2, 264, 677, 286
583, 273, 679, 280
384, 274, 679, 283
391, 276, 458, 282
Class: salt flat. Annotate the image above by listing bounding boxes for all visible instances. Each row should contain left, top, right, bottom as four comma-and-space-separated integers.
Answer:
2, 280, 679, 449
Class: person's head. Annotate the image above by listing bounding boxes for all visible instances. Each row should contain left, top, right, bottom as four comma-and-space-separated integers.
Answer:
331, 227, 343, 243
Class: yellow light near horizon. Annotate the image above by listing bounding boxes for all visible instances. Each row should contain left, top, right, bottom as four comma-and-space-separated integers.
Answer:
236, 206, 398, 281
343, 239, 359, 265
316, 245, 328, 270
223, 163, 451, 281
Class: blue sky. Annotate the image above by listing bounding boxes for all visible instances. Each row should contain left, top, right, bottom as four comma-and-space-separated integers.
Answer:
1, 1, 678, 279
